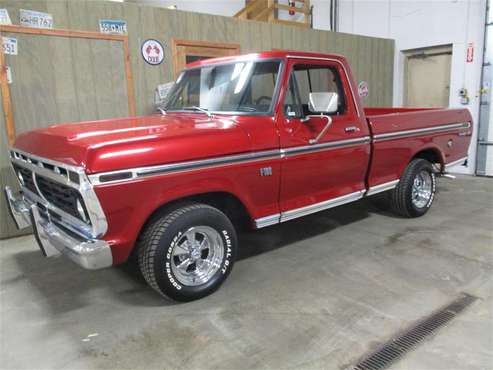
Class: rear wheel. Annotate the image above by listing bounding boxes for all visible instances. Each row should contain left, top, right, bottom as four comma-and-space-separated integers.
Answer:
390, 159, 437, 217
138, 203, 237, 302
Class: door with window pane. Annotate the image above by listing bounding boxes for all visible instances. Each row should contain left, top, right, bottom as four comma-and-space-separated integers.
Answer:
279, 59, 371, 213
172, 39, 240, 77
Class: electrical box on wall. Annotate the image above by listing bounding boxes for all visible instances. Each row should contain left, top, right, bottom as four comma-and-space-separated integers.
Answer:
459, 88, 470, 105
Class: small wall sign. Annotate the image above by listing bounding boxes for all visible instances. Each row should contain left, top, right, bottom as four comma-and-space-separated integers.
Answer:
141, 39, 164, 65
358, 81, 369, 97
20, 9, 53, 29
466, 43, 474, 63
99, 19, 128, 35
0, 9, 12, 25
6, 66, 12, 84
2, 37, 17, 55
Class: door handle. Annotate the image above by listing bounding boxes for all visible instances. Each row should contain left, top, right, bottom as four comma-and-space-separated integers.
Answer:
345, 126, 360, 133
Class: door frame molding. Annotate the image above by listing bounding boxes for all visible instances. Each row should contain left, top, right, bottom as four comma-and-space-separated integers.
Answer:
171, 38, 240, 77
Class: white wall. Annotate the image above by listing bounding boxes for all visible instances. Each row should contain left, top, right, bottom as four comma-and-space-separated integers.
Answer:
131, 0, 334, 30
338, 0, 487, 174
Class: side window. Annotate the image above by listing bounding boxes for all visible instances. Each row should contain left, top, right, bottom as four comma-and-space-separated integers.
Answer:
284, 64, 347, 117
284, 75, 302, 118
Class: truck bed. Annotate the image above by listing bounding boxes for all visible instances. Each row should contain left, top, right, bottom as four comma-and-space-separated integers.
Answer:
365, 107, 471, 137
364, 107, 472, 189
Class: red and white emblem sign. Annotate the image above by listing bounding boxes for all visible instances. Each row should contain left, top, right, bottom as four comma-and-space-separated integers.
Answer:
141, 39, 164, 65
466, 43, 474, 63
358, 81, 369, 97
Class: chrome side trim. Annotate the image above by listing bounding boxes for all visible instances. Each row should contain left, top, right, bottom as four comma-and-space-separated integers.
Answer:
89, 149, 282, 185
254, 213, 281, 228
366, 179, 399, 196
373, 122, 470, 142
444, 156, 468, 171
281, 190, 365, 223
282, 136, 370, 157
89, 137, 371, 185
254, 191, 365, 228
286, 55, 361, 117
9, 148, 108, 238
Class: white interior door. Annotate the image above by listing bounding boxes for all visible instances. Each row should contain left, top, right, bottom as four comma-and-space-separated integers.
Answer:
404, 46, 452, 108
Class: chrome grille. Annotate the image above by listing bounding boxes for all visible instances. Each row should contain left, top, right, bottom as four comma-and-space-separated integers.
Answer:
12, 163, 38, 195
10, 150, 80, 184
35, 175, 88, 222
10, 150, 88, 224
9, 148, 108, 238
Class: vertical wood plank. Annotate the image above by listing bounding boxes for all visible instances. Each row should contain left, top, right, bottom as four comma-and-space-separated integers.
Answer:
0, 31, 14, 144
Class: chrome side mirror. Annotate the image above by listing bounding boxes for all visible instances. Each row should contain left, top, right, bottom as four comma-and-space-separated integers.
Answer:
301, 92, 339, 145
308, 92, 339, 114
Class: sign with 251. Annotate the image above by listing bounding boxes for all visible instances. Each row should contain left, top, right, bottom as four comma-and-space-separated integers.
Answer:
2, 37, 17, 55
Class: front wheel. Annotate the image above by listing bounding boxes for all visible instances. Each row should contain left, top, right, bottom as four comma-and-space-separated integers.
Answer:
390, 159, 437, 217
138, 203, 237, 302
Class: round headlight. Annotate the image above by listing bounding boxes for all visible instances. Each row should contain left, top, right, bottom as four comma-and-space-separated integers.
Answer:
76, 199, 88, 222
17, 171, 24, 186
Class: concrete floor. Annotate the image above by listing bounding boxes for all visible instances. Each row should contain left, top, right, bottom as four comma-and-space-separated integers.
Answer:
1, 175, 492, 370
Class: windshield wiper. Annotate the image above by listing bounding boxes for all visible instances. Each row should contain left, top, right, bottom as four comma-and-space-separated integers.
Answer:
184, 106, 214, 118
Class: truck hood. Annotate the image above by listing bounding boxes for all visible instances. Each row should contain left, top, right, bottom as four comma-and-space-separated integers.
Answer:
12, 113, 251, 174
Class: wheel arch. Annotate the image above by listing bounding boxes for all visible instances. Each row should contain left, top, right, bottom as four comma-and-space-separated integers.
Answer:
410, 146, 445, 171
141, 190, 253, 235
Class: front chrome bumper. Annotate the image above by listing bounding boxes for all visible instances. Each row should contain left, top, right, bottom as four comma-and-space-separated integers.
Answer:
5, 186, 113, 269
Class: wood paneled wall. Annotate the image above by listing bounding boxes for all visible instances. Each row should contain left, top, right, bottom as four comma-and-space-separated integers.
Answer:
0, 0, 394, 239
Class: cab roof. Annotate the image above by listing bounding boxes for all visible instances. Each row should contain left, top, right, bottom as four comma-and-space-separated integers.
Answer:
185, 50, 348, 69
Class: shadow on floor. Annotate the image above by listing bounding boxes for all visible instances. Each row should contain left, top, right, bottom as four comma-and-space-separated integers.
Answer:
237, 197, 382, 260
11, 197, 391, 311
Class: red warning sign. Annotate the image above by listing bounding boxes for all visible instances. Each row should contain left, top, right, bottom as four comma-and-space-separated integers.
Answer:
466, 43, 474, 63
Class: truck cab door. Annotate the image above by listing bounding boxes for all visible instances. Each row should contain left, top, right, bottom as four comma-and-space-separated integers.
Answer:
278, 58, 371, 218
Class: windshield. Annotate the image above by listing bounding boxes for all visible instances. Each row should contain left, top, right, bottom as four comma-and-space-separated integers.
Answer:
165, 60, 282, 114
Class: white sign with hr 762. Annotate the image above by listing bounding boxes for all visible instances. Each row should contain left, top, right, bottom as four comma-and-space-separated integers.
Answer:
2, 37, 17, 55
20, 9, 53, 29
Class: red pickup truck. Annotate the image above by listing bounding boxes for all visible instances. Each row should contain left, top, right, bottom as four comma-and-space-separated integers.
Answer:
5, 51, 472, 301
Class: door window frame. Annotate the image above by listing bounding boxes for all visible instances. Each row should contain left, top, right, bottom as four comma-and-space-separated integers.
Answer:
282, 60, 353, 120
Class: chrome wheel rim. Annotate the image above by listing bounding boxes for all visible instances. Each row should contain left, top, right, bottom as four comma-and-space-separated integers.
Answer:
170, 226, 224, 286
412, 170, 433, 208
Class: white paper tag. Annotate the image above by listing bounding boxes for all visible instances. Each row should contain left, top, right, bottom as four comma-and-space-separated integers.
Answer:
2, 37, 17, 56
155, 82, 175, 107
6, 66, 12, 84
157, 82, 174, 100
20, 9, 53, 29
99, 19, 128, 35
0, 9, 12, 25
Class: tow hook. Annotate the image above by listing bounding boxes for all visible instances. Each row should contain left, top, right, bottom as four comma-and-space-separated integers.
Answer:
441, 173, 456, 179
432, 164, 456, 179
